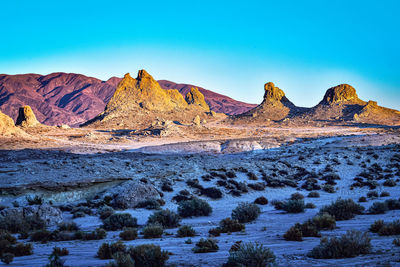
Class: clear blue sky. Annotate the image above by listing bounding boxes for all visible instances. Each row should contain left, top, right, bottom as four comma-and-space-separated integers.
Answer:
1, 0, 399, 109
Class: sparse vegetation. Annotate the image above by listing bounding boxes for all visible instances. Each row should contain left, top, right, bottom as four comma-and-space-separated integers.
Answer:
201, 187, 223, 199
192, 238, 219, 253
307, 191, 320, 198
147, 209, 180, 228
128, 244, 169, 267
97, 241, 126, 259
370, 220, 400, 236
368, 201, 388, 214
254, 196, 268, 205
26, 195, 43, 205
219, 218, 245, 233
178, 198, 212, 218
224, 242, 276, 267
319, 198, 364, 220
119, 228, 138, 240
98, 205, 115, 220
143, 224, 163, 239
308, 230, 371, 258
281, 199, 305, 213
103, 213, 137, 231
177, 225, 196, 237
231, 202, 261, 223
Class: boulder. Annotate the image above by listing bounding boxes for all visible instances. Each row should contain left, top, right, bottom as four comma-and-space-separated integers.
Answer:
0, 204, 63, 226
15, 105, 41, 127
104, 181, 161, 209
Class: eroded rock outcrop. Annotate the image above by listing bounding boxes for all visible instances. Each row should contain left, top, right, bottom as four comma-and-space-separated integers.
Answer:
0, 204, 63, 226
15, 105, 41, 127
0, 110, 25, 136
320, 84, 362, 105
185, 87, 210, 111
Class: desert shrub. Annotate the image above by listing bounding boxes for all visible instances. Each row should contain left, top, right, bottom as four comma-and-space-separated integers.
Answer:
71, 206, 92, 218
305, 203, 316, 209
103, 213, 137, 231
52, 247, 69, 256
290, 193, 304, 200
177, 225, 196, 237
377, 220, 400, 236
201, 187, 223, 199
307, 191, 320, 198
0, 230, 16, 244
147, 209, 180, 228
98, 205, 115, 220
97, 241, 126, 259
380, 191, 390, 197
369, 220, 385, 233
219, 218, 245, 233
10, 243, 33, 257
281, 199, 305, 213
385, 199, 400, 210
26, 195, 43, 205
58, 222, 79, 232
393, 238, 400, 246
312, 213, 336, 230
46, 250, 65, 267
30, 229, 53, 243
226, 171, 236, 178
112, 251, 135, 267
322, 184, 335, 193
319, 198, 364, 220
300, 221, 321, 237
161, 182, 173, 192
127, 244, 169, 267
367, 190, 379, 198
248, 183, 266, 191
231, 202, 261, 223
308, 230, 371, 258
368, 202, 388, 214
0, 214, 45, 233
208, 228, 221, 237
224, 242, 276, 267
75, 228, 107, 240
283, 224, 303, 241
254, 196, 268, 205
192, 238, 219, 253
1, 253, 13, 264
247, 172, 258, 180
358, 196, 367, 202
143, 224, 163, 239
119, 228, 138, 240
186, 179, 203, 190
178, 198, 212, 218
383, 179, 396, 187
271, 200, 284, 210
136, 198, 161, 210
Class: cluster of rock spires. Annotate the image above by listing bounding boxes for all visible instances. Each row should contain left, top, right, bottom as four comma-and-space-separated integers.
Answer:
234, 82, 400, 126
1, 69, 400, 135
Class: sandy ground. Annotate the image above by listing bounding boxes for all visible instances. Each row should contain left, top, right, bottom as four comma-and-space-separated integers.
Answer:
0, 126, 400, 266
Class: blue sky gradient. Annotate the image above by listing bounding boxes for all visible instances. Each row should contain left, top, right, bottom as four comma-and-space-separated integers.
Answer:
1, 0, 399, 108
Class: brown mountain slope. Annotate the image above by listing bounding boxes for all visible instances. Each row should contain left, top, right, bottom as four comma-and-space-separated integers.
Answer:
0, 73, 118, 126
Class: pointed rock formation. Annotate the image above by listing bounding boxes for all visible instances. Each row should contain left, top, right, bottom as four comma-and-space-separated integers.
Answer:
234, 82, 298, 122
185, 87, 210, 111
15, 105, 41, 127
105, 70, 187, 113
0, 110, 25, 136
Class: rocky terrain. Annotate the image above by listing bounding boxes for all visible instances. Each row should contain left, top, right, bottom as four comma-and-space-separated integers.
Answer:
0, 73, 256, 126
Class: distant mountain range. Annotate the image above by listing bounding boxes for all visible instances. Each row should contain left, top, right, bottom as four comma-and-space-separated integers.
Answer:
0, 73, 256, 126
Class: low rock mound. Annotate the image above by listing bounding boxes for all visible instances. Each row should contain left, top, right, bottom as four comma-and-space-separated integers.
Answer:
0, 110, 25, 136
16, 105, 41, 127
102, 181, 161, 209
0, 204, 62, 226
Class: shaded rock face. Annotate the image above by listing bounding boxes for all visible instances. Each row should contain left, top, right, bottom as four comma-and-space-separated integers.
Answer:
0, 110, 25, 136
15, 105, 40, 127
321, 84, 360, 104
103, 181, 161, 209
105, 70, 187, 113
0, 204, 62, 226
185, 87, 210, 111
234, 82, 298, 122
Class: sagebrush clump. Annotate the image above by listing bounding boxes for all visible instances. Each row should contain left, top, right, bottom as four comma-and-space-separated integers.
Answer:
231, 202, 261, 223
143, 224, 163, 239
119, 228, 138, 240
308, 230, 371, 258
147, 209, 180, 228
178, 198, 212, 218
319, 198, 364, 220
103, 213, 137, 231
177, 225, 196, 237
192, 238, 219, 253
224, 242, 276, 267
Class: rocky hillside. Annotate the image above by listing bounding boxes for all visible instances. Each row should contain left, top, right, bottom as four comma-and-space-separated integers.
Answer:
83, 70, 215, 129
0, 73, 255, 126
